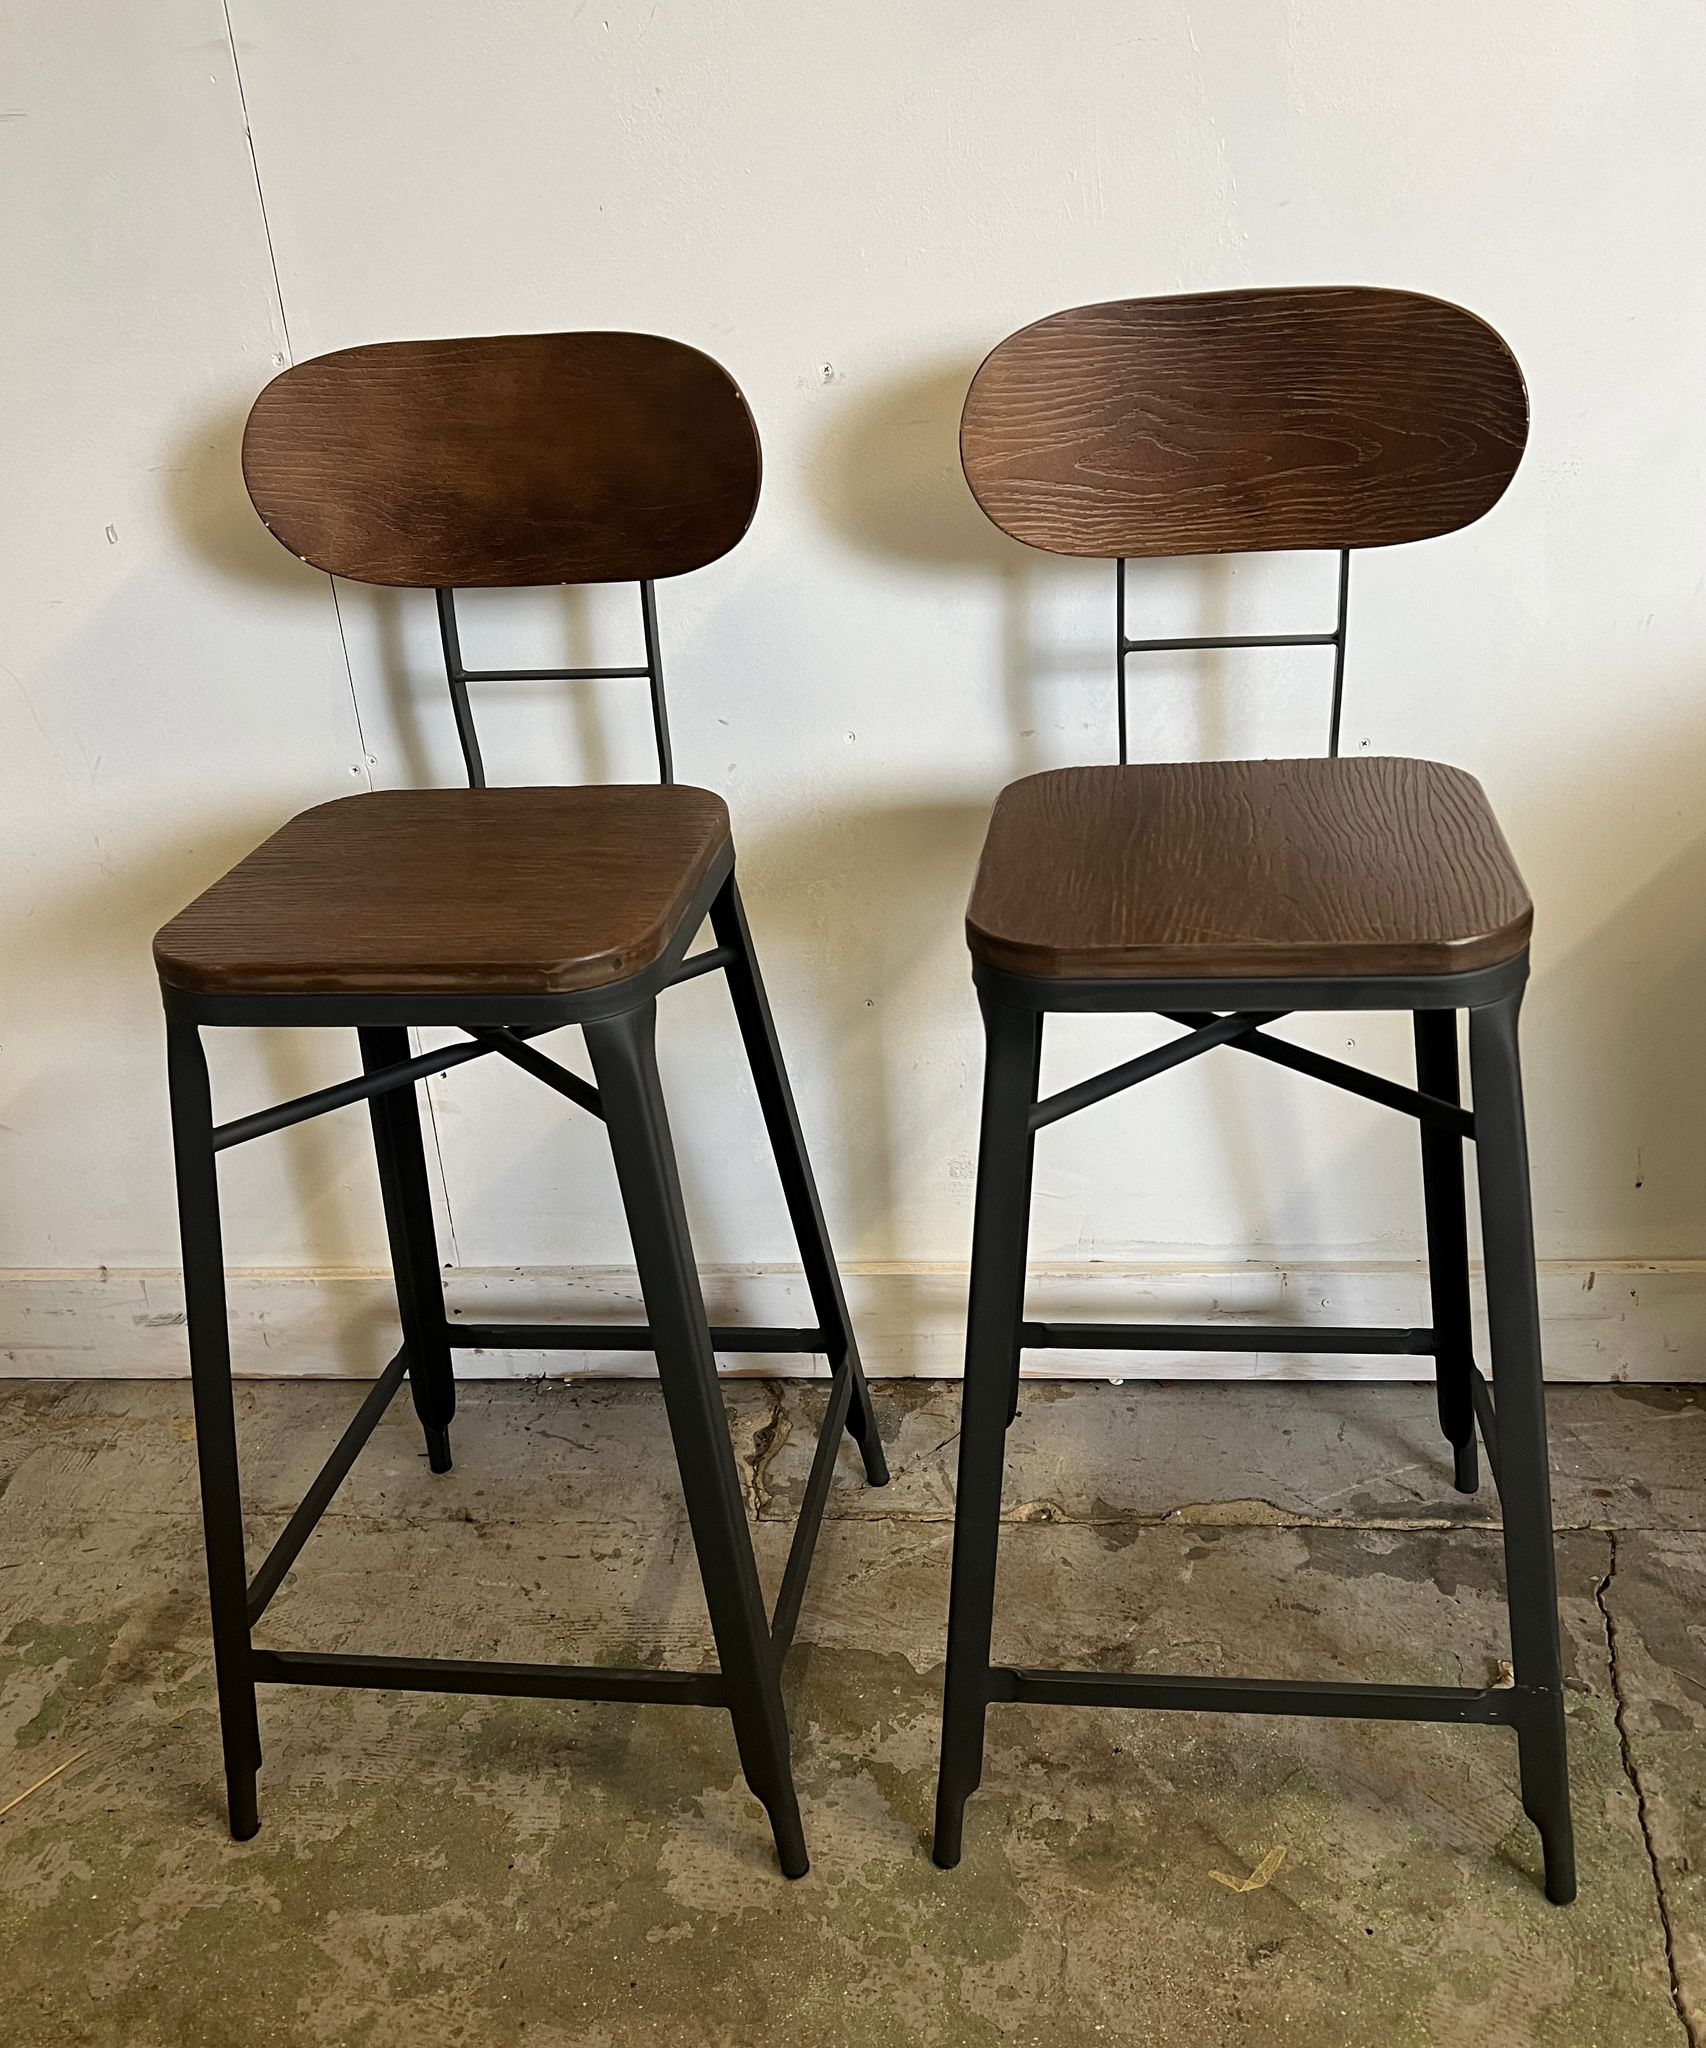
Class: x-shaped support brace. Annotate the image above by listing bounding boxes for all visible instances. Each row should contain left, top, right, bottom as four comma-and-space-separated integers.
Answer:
1032, 1011, 1474, 1140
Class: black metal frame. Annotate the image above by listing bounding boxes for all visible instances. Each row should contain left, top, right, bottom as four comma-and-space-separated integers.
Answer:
166, 850, 888, 1877
932, 952, 1574, 1903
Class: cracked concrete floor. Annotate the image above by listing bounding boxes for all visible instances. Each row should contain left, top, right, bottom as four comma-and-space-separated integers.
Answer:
2, 1376, 1705, 2046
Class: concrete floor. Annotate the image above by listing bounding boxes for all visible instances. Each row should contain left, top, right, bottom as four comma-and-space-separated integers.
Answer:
2, 1376, 1704, 2046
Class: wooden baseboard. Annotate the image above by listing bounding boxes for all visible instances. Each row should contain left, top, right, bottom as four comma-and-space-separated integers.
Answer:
0, 1259, 1698, 1382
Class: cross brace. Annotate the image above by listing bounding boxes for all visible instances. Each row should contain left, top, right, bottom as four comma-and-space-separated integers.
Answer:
1031, 1012, 1475, 1139
209, 949, 731, 1154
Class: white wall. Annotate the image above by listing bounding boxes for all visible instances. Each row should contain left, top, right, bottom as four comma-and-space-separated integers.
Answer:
4, 1, 1705, 1374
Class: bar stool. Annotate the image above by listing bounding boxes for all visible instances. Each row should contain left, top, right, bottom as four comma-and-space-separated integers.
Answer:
156, 332, 888, 1876
931, 289, 1575, 1903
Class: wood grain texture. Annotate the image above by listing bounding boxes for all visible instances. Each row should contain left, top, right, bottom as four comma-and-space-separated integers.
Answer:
154, 786, 731, 995
966, 758, 1531, 980
242, 332, 761, 587
961, 288, 1528, 558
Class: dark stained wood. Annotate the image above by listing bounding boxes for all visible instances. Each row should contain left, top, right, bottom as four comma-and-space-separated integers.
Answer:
966, 758, 1531, 980
242, 333, 761, 587
961, 289, 1527, 558
154, 786, 731, 996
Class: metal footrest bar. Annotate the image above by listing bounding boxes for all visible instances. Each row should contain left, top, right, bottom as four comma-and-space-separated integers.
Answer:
769, 1368, 855, 1661
246, 1348, 409, 1624
1021, 1320, 1435, 1356
446, 1321, 828, 1354
247, 1373, 865, 1720
471, 1029, 603, 1118
1468, 1365, 1502, 1489
249, 1648, 726, 1707
989, 1665, 1522, 1724
1030, 1011, 1281, 1131
1164, 1012, 1475, 1139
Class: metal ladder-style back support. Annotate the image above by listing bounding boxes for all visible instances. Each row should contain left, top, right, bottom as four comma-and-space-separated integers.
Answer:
241, 331, 764, 787
959, 286, 1530, 759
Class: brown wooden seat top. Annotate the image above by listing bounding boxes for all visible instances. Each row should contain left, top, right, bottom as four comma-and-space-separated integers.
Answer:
154, 786, 731, 997
966, 757, 1530, 982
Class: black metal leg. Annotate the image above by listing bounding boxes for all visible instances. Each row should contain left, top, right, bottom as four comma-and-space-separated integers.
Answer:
1468, 991, 1576, 1905
166, 1016, 262, 1840
1005, 1013, 1045, 1427
710, 875, 888, 1486
360, 1028, 456, 1473
585, 1000, 809, 1878
934, 994, 1042, 1868
1414, 1011, 1477, 1492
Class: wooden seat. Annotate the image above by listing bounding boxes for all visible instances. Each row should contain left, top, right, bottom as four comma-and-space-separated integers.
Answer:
153, 785, 730, 996
966, 756, 1531, 982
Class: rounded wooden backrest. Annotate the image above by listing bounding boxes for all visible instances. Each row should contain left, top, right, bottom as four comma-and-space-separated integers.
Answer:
242, 332, 762, 587
960, 288, 1528, 558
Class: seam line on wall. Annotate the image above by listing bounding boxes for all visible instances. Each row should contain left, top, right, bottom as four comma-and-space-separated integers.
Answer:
220, 1, 463, 1266
221, 0, 293, 361
221, 2, 374, 785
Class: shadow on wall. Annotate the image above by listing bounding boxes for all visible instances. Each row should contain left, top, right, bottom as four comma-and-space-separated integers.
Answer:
176, 403, 639, 791
797, 355, 1300, 1264
5, 624, 380, 1290
366, 583, 650, 791
811, 355, 1050, 781
735, 797, 990, 1266
811, 358, 1007, 567
136, 406, 385, 1267
1526, 679, 1706, 1281
779, 358, 1019, 1271
39, 804, 401, 1303
807, 349, 1284, 780
165, 403, 304, 597
811, 353, 1254, 763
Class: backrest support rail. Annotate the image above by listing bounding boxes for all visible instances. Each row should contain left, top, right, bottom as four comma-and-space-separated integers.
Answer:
1114, 548, 1351, 763
434, 582, 675, 789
